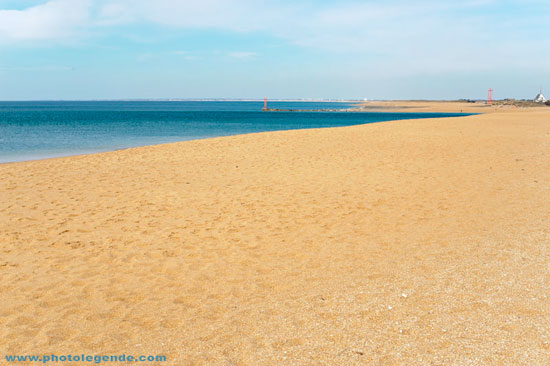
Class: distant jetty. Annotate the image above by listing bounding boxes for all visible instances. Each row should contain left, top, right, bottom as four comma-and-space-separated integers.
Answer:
262, 107, 353, 112
262, 97, 354, 112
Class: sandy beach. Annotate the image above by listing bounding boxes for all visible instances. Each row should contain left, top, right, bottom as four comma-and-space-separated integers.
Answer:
1, 107, 549, 365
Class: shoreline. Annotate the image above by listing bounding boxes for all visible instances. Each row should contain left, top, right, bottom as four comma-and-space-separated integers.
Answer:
356, 100, 550, 113
0, 109, 475, 165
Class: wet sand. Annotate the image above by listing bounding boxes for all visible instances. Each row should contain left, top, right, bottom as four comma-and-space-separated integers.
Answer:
1, 108, 549, 365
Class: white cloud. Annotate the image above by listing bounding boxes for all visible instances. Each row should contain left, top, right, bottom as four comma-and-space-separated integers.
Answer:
228, 51, 257, 60
0, 0, 91, 42
96, 0, 288, 32
96, 2, 130, 25
136, 53, 153, 62
172, 51, 202, 61
0, 0, 549, 74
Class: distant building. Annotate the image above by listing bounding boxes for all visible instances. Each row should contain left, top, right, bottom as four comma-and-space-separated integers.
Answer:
534, 88, 547, 103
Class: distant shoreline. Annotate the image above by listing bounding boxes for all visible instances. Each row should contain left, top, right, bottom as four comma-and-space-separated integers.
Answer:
0, 99, 363, 103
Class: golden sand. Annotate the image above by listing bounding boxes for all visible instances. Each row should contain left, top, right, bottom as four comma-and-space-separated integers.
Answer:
1, 108, 549, 365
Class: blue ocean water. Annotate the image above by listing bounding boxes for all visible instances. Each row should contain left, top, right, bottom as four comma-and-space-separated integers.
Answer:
0, 101, 472, 163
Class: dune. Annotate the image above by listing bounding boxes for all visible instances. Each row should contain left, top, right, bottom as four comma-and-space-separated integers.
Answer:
1, 107, 549, 365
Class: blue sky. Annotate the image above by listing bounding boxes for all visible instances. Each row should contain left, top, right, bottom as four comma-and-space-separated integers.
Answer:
0, 0, 548, 100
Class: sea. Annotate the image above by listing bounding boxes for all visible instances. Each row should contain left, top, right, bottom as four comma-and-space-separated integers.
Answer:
0, 101, 472, 163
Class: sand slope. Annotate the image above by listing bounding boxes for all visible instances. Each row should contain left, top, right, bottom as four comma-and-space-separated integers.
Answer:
1, 110, 549, 365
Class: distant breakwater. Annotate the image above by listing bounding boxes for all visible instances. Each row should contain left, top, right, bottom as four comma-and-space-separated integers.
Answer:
261, 106, 401, 112
262, 107, 357, 112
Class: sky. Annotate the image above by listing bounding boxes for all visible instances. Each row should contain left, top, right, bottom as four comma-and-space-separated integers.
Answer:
0, 0, 548, 100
